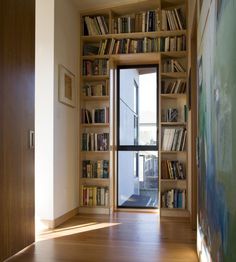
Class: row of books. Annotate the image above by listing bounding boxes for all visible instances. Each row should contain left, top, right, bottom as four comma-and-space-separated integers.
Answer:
81, 107, 109, 124
81, 186, 109, 206
112, 10, 160, 33
162, 59, 185, 73
163, 35, 186, 52
161, 160, 185, 180
82, 133, 109, 151
162, 127, 187, 151
83, 59, 108, 76
163, 108, 178, 122
83, 16, 109, 35
161, 80, 186, 94
82, 160, 109, 179
161, 8, 186, 31
161, 189, 186, 209
82, 81, 109, 97
83, 35, 186, 56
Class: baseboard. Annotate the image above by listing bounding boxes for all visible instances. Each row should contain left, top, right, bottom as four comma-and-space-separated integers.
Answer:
40, 207, 79, 229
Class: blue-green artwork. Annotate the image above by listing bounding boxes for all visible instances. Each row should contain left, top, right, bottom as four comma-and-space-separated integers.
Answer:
198, 0, 236, 261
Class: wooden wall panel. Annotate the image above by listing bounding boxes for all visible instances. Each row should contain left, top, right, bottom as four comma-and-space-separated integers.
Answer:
0, 0, 35, 260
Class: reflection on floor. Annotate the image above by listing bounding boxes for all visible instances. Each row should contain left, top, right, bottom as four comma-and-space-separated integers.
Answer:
8, 212, 198, 262
121, 194, 153, 207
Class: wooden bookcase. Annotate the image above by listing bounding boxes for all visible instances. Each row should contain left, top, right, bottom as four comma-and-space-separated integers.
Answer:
79, 0, 189, 217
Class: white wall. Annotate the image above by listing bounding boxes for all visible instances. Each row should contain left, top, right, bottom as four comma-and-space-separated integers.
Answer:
36, 0, 79, 224
54, 0, 79, 218
35, 0, 55, 221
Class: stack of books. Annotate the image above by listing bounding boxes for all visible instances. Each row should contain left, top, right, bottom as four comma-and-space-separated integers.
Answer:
163, 108, 178, 122
83, 15, 109, 35
161, 8, 186, 31
82, 133, 109, 151
81, 107, 109, 124
81, 186, 109, 206
163, 59, 185, 73
161, 80, 186, 94
82, 160, 109, 178
162, 127, 187, 151
163, 35, 186, 52
83, 81, 109, 97
161, 189, 186, 208
112, 9, 160, 33
83, 59, 108, 76
161, 160, 185, 179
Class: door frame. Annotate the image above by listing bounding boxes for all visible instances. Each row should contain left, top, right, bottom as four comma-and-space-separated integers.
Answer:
116, 64, 159, 209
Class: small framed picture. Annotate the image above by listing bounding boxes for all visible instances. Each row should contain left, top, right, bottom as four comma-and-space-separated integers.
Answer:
59, 65, 76, 107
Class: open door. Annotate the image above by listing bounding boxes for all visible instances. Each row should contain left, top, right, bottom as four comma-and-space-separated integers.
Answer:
0, 0, 35, 260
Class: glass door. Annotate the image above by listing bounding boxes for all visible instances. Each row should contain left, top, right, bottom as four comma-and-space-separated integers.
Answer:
117, 65, 159, 208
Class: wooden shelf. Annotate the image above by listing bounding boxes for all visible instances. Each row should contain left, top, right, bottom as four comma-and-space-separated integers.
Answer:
81, 123, 109, 128
161, 72, 187, 79
81, 178, 109, 181
82, 55, 110, 60
82, 75, 109, 81
110, 52, 160, 64
161, 51, 187, 58
161, 151, 186, 154
81, 151, 110, 156
82, 96, 110, 101
161, 207, 186, 211
160, 93, 186, 99
82, 51, 186, 63
81, 30, 187, 42
161, 0, 186, 9
161, 179, 186, 182
161, 122, 186, 126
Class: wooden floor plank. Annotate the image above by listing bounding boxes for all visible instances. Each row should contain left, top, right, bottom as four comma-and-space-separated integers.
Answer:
8, 212, 198, 262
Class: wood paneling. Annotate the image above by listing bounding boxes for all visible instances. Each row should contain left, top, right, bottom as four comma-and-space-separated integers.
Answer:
0, 0, 35, 261
8, 213, 197, 262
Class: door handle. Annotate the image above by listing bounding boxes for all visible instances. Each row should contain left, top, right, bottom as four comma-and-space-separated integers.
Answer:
29, 130, 35, 149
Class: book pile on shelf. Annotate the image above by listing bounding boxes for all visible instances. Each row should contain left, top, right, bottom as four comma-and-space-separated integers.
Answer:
81, 186, 109, 206
83, 81, 109, 97
161, 160, 185, 179
163, 35, 186, 52
82, 160, 109, 178
83, 59, 108, 76
83, 35, 186, 56
81, 107, 109, 124
163, 59, 185, 73
162, 127, 187, 151
161, 189, 186, 209
82, 133, 109, 151
161, 80, 186, 94
83, 15, 109, 35
112, 10, 160, 33
83, 44, 99, 56
163, 108, 178, 122
161, 8, 186, 31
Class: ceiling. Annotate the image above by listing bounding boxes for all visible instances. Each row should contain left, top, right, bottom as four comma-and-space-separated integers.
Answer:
71, 0, 153, 12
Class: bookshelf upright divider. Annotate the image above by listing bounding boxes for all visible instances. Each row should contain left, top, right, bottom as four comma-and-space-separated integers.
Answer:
79, 0, 189, 217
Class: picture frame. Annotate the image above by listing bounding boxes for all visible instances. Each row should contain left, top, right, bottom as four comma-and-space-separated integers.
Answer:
59, 64, 76, 107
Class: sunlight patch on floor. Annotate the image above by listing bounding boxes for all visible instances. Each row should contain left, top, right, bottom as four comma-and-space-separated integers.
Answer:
36, 222, 121, 241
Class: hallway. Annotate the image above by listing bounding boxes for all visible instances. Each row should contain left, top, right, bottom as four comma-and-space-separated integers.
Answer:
8, 213, 198, 262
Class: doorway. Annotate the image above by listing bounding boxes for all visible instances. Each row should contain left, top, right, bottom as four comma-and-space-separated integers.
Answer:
117, 65, 159, 209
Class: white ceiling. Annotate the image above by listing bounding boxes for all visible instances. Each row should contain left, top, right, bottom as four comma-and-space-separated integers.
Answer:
71, 0, 151, 12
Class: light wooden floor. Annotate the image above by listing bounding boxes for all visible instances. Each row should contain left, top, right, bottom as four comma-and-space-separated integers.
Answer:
8, 212, 198, 262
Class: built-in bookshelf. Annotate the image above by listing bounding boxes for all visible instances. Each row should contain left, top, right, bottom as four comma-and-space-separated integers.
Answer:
159, 0, 188, 218
79, 0, 189, 217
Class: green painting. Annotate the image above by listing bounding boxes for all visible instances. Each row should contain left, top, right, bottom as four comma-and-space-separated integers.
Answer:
198, 0, 236, 261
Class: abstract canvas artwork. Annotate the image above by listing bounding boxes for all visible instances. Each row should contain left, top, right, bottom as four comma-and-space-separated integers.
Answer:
197, 0, 236, 261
